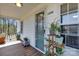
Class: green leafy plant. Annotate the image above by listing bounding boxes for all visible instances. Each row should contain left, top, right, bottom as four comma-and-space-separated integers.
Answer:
16, 34, 21, 40
45, 22, 62, 56
50, 23, 64, 55
50, 23, 61, 35
56, 47, 63, 55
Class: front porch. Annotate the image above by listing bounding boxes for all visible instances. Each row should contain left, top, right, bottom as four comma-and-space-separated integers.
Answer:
0, 3, 79, 56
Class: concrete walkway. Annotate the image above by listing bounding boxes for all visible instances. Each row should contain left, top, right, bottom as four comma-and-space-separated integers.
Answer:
62, 46, 79, 56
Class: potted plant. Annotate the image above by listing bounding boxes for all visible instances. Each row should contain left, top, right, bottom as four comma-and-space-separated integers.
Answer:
50, 23, 64, 55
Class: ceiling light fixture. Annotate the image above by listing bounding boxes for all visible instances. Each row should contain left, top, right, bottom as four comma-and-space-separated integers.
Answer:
16, 0, 23, 7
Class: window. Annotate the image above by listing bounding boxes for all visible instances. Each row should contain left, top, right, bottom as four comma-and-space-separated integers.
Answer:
69, 3, 78, 12
61, 3, 67, 14
69, 25, 78, 34
0, 18, 3, 33
61, 3, 78, 14
21, 21, 23, 34
60, 3, 79, 49
61, 25, 78, 34
62, 12, 79, 24
0, 17, 21, 35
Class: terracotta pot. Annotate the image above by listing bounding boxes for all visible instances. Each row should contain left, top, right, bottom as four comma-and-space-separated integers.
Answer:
0, 37, 5, 44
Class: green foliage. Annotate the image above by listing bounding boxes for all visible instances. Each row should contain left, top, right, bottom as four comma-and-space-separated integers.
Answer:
8, 24, 17, 35
50, 23, 61, 33
45, 51, 52, 56
50, 23, 61, 36
16, 34, 21, 40
0, 24, 17, 35
56, 47, 63, 55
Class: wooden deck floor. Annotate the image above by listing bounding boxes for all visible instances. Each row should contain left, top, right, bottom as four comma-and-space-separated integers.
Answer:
0, 43, 43, 56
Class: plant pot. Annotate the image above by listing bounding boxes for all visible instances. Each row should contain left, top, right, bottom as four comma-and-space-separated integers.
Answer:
50, 30, 56, 35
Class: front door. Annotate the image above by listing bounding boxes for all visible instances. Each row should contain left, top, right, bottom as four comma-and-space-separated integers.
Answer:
35, 12, 44, 51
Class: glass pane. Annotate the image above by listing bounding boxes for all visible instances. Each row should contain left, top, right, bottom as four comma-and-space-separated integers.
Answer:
62, 12, 78, 24
68, 25, 78, 34
61, 26, 69, 33
8, 19, 17, 35
66, 36, 79, 49
69, 3, 78, 12
5, 18, 9, 34
61, 4, 67, 14
62, 14, 69, 24
21, 21, 23, 34
3, 19, 6, 33
0, 18, 3, 33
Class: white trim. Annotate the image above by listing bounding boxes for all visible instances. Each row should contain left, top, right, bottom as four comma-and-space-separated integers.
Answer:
31, 45, 45, 54
0, 41, 21, 48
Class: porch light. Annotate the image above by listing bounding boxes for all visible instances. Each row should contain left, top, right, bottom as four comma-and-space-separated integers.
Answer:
16, 0, 23, 7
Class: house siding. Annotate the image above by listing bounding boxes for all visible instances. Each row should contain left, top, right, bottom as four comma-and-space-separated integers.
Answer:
23, 4, 60, 53
23, 15, 36, 48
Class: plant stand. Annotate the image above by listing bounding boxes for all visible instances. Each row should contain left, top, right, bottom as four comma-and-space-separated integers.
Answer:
45, 34, 56, 56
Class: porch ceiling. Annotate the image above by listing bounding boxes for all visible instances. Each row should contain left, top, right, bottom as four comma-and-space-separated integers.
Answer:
0, 3, 40, 20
